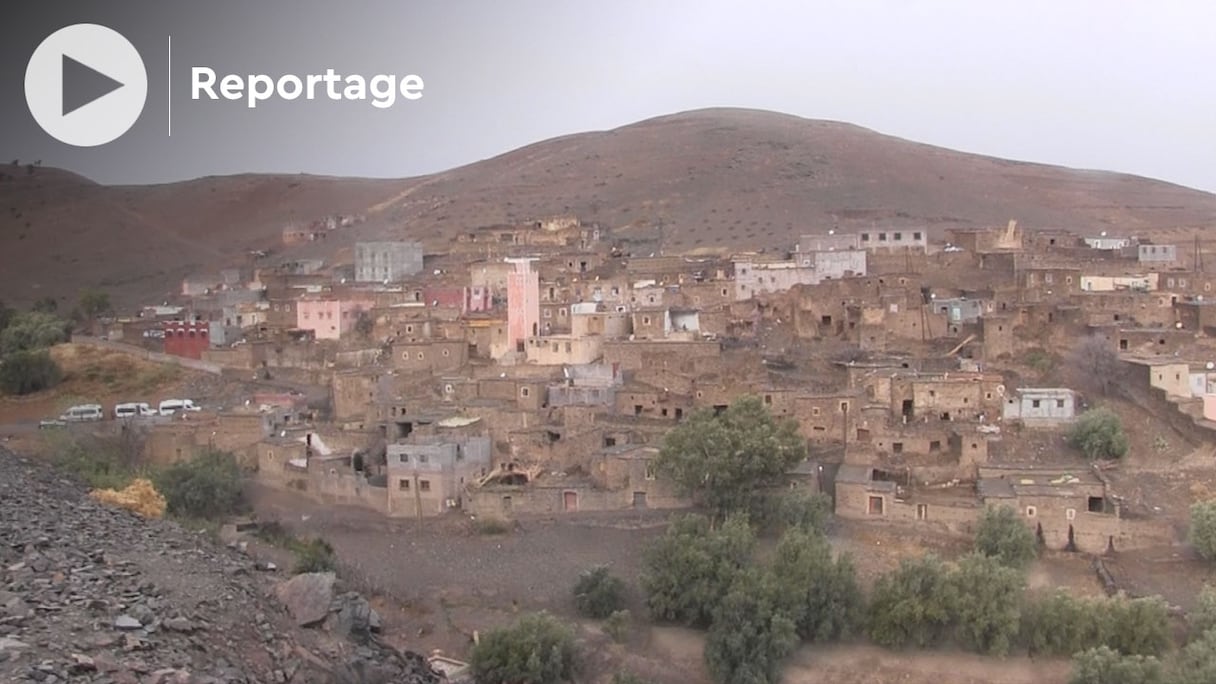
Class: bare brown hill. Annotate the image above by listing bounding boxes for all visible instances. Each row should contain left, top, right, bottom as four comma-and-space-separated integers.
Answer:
4, 107, 1216, 308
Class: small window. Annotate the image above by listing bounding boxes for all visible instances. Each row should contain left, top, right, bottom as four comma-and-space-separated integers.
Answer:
521, 387, 530, 398
419, 480, 431, 492
913, 232, 922, 241
417, 352, 424, 360
1026, 506, 1037, 518
644, 462, 656, 480
1032, 399, 1041, 408
399, 479, 410, 490
1066, 508, 1076, 521
1056, 399, 1065, 408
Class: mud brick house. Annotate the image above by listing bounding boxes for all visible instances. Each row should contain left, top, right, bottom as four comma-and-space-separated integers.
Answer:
390, 340, 469, 373
465, 444, 689, 517
385, 435, 491, 518
885, 371, 1005, 423
833, 463, 1153, 553
733, 259, 820, 300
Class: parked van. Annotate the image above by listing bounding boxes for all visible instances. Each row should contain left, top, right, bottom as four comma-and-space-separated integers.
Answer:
158, 399, 201, 416
114, 402, 157, 419
59, 404, 104, 422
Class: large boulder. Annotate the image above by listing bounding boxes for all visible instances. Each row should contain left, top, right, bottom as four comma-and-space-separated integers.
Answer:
273, 572, 336, 627
328, 592, 382, 638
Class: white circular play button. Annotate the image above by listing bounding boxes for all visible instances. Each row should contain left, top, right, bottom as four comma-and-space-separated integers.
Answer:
25, 23, 148, 147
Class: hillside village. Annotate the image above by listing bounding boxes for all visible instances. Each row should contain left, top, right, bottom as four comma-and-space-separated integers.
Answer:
69, 213, 1216, 557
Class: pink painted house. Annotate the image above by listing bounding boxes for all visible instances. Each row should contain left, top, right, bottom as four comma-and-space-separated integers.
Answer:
296, 297, 374, 340
505, 258, 540, 353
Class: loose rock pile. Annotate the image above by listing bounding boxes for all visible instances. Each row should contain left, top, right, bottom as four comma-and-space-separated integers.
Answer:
0, 447, 442, 683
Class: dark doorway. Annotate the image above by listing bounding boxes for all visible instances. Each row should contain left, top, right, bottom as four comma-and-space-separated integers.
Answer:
1066, 524, 1077, 552
901, 400, 914, 419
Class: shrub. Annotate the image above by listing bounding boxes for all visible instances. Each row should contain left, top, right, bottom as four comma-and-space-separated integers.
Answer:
1174, 628, 1216, 684
604, 609, 632, 643
1190, 500, 1216, 561
1022, 591, 1170, 657
974, 505, 1038, 569
1190, 585, 1216, 639
0, 349, 62, 395
704, 568, 799, 684
769, 527, 862, 642
641, 514, 754, 628
292, 537, 337, 574
0, 311, 70, 354
572, 565, 626, 619
154, 449, 244, 519
474, 516, 512, 535
1067, 408, 1129, 459
866, 555, 956, 649
754, 490, 833, 536
48, 431, 143, 490
949, 553, 1024, 656
1068, 646, 1165, 684
469, 612, 577, 684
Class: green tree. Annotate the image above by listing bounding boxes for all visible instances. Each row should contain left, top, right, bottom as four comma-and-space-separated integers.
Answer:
866, 555, 956, 649
1190, 584, 1216, 639
974, 505, 1038, 569
154, 449, 245, 519
1067, 408, 1129, 459
1104, 596, 1170, 656
761, 490, 833, 536
1068, 646, 1165, 684
1022, 590, 1104, 657
572, 565, 626, 619
1190, 500, 1216, 561
641, 514, 754, 628
704, 568, 799, 684
949, 553, 1024, 656
0, 349, 62, 395
769, 527, 862, 642
77, 288, 113, 320
469, 612, 577, 684
0, 311, 70, 354
653, 396, 806, 521
1174, 628, 1216, 684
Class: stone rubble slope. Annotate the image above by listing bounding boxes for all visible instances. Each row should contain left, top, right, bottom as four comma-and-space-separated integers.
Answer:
0, 447, 442, 684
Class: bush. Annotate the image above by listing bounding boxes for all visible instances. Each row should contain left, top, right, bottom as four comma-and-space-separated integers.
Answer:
0, 349, 62, 395
974, 505, 1038, 569
292, 537, 336, 574
572, 565, 626, 619
1190, 585, 1216, 639
1022, 591, 1170, 657
1067, 408, 1129, 459
1190, 500, 1216, 561
48, 431, 143, 490
154, 449, 244, 519
469, 612, 577, 684
754, 490, 833, 536
949, 553, 1024, 656
603, 609, 632, 643
0, 311, 70, 355
1174, 628, 1216, 684
1068, 646, 1165, 684
641, 514, 755, 628
704, 568, 799, 684
866, 555, 956, 649
769, 527, 862, 642
473, 516, 512, 535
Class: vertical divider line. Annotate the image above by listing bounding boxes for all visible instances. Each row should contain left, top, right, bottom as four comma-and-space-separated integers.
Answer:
167, 35, 172, 137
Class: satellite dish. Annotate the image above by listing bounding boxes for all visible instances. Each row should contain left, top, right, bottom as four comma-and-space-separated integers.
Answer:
1206, 362, 1214, 370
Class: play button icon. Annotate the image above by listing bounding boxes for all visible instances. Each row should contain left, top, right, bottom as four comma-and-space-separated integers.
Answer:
25, 24, 148, 147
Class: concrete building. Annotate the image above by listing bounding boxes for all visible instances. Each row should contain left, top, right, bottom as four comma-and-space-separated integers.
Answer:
734, 260, 819, 300
797, 233, 862, 253
932, 297, 986, 324
506, 258, 541, 354
1139, 244, 1178, 264
1001, 388, 1078, 426
355, 241, 423, 283
161, 320, 211, 359
1084, 236, 1132, 250
857, 228, 927, 253
385, 435, 491, 517
296, 297, 374, 340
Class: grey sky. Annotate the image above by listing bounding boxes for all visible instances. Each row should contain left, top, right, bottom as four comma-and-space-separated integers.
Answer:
3, 0, 1214, 191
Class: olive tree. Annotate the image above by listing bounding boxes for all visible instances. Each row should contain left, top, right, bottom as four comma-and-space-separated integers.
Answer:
973, 505, 1038, 569
653, 396, 806, 521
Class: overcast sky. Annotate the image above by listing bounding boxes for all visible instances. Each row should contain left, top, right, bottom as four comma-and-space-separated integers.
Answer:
3, 0, 1214, 191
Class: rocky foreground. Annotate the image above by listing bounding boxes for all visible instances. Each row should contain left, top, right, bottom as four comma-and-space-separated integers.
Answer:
0, 447, 443, 684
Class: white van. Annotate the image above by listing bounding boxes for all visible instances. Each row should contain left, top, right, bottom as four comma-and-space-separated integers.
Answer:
158, 399, 201, 416
59, 404, 104, 422
114, 402, 157, 419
